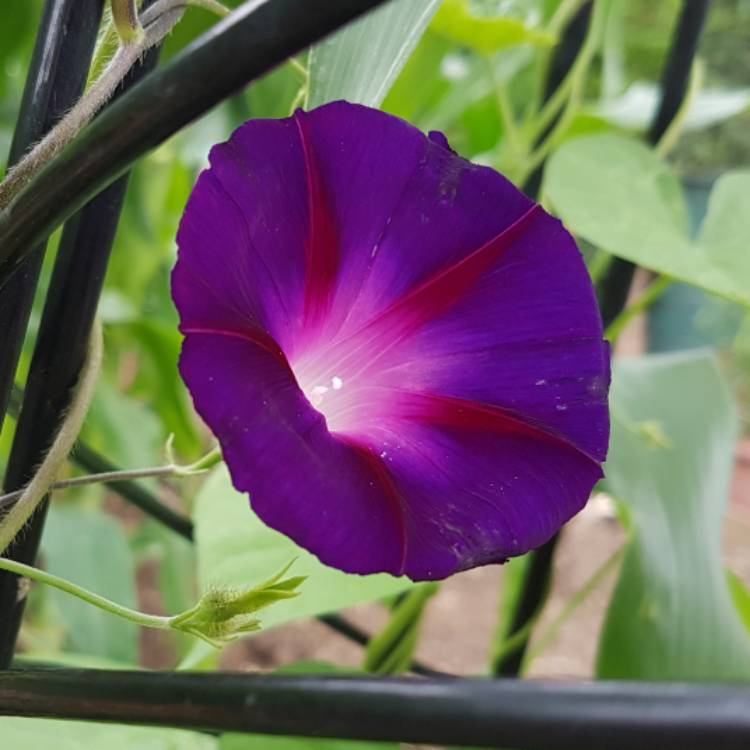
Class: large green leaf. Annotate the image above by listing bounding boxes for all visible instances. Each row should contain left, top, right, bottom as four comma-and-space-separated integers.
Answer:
431, 0, 554, 55
194, 468, 410, 629
306, 0, 442, 109
83, 380, 162, 471
39, 505, 140, 664
597, 351, 750, 680
544, 134, 750, 307
0, 718, 216, 750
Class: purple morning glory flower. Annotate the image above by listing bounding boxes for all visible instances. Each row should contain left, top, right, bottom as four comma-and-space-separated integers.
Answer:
172, 101, 609, 582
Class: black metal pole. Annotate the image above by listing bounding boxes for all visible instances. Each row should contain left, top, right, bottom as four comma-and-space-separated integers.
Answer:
2, 669, 750, 750
0, 8, 163, 669
597, 0, 711, 327
70, 441, 196, 540
0, 0, 391, 288
522, 2, 593, 200
496, 0, 712, 676
0, 0, 104, 433
495, 2, 593, 676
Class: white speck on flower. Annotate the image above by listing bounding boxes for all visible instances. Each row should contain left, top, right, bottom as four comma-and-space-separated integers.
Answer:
556, 404, 568, 411
332, 376, 344, 390
535, 379, 547, 386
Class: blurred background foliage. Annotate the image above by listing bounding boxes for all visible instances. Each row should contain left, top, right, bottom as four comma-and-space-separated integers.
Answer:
0, 0, 749, 707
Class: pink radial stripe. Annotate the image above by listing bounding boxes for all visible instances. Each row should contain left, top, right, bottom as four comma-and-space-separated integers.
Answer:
337, 435, 409, 574
181, 324, 288, 365
295, 110, 339, 331
388, 390, 601, 465
295, 203, 544, 387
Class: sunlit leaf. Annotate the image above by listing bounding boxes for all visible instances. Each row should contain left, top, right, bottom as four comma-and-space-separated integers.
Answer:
306, 0, 442, 108
431, 0, 554, 55
595, 82, 750, 131
545, 134, 750, 307
194, 468, 411, 629
598, 351, 750, 680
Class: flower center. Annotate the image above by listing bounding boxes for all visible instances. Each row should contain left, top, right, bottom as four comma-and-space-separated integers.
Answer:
306, 374, 345, 408
295, 368, 357, 433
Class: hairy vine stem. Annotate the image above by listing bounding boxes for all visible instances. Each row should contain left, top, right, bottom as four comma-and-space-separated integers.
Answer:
0, 445, 222, 512
0, 0, 228, 211
0, 320, 103, 555
111, 0, 145, 44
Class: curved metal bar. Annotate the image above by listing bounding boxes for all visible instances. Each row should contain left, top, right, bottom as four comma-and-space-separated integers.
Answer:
0, 0, 389, 288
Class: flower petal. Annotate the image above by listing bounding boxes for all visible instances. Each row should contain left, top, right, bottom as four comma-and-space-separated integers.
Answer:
365, 410, 603, 580
290, 102, 533, 351
179, 331, 407, 574
360, 211, 610, 461
173, 117, 310, 355
174, 101, 610, 582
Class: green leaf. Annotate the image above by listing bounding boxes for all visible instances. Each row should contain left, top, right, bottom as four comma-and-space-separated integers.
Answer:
488, 553, 531, 670
695, 171, 750, 304
382, 31, 453, 123
306, 0, 442, 109
39, 505, 139, 664
0, 717, 216, 750
728, 571, 750, 633
126, 319, 201, 456
431, 0, 555, 55
544, 134, 750, 307
83, 380, 162, 470
194, 468, 411, 629
363, 583, 438, 673
597, 351, 750, 680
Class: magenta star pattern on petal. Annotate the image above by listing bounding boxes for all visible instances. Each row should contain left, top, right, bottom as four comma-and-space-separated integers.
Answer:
172, 101, 610, 582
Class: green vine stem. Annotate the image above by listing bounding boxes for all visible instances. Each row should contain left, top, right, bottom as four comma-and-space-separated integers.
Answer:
526, 0, 588, 119
0, 556, 173, 630
0, 445, 222, 512
111, 0, 145, 44
605, 275, 673, 342
0, 320, 103, 555
0, 555, 304, 646
656, 59, 704, 159
518, 0, 606, 185
522, 545, 624, 668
